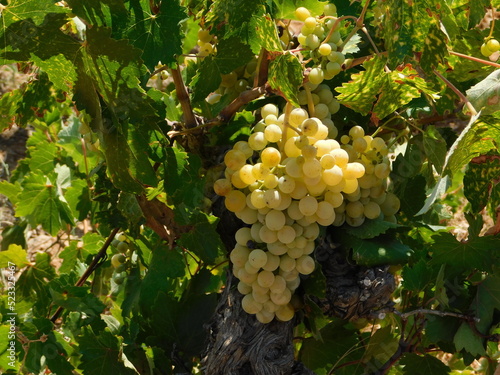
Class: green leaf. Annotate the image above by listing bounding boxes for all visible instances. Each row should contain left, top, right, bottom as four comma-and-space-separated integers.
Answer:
302, 263, 326, 298
401, 259, 433, 292
299, 321, 360, 373
454, 323, 486, 356
423, 126, 448, 174
59, 233, 104, 274
468, 0, 491, 28
415, 175, 450, 216
442, 112, 500, 177
429, 232, 499, 272
463, 154, 500, 213
0, 88, 24, 131
178, 214, 224, 263
191, 56, 223, 103
419, 24, 449, 74
78, 327, 136, 375
468, 276, 500, 337
16, 173, 74, 236
207, 0, 266, 39
399, 353, 450, 375
268, 53, 303, 107
347, 235, 413, 267
336, 56, 386, 116
249, 14, 283, 53
64, 179, 92, 222
139, 246, 185, 313
0, 181, 21, 205
466, 69, 500, 116
272, 0, 327, 19
0, 244, 28, 268
362, 326, 399, 369
344, 218, 399, 240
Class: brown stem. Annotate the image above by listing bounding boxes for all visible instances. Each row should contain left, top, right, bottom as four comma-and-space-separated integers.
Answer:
433, 69, 478, 116
449, 50, 500, 68
219, 86, 267, 122
395, 308, 480, 322
170, 67, 198, 128
49, 227, 120, 323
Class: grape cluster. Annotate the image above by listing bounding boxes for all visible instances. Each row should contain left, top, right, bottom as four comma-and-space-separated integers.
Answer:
214, 104, 400, 323
480, 38, 500, 58
295, 4, 346, 84
197, 28, 217, 58
206, 57, 258, 105
110, 232, 131, 285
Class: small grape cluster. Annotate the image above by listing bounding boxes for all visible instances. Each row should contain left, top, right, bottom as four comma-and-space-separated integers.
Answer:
214, 104, 400, 323
110, 232, 131, 285
480, 38, 500, 58
196, 28, 217, 58
295, 4, 346, 84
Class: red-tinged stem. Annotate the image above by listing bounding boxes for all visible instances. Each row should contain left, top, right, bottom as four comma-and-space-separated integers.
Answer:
449, 50, 500, 68
49, 227, 120, 323
433, 69, 478, 116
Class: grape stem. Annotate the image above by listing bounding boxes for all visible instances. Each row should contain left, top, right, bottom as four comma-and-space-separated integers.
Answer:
303, 83, 316, 117
170, 66, 198, 128
321, 15, 358, 45
49, 227, 121, 323
488, 7, 496, 39
395, 308, 480, 322
449, 50, 500, 68
433, 69, 478, 116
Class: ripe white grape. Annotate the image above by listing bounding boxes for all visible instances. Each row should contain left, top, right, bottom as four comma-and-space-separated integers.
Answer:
245, 261, 260, 274
295, 6, 311, 21
275, 304, 294, 322
318, 43, 332, 56
322, 165, 343, 186
346, 201, 364, 218
261, 147, 281, 167
248, 132, 268, 150
302, 222, 320, 240
343, 162, 365, 179
342, 178, 359, 194
287, 246, 304, 259
257, 270, 275, 288
252, 163, 270, 180
248, 249, 268, 269
316, 200, 334, 220
259, 225, 278, 244
231, 169, 248, 189
256, 310, 275, 324
289, 108, 309, 127
279, 254, 296, 273
271, 287, 292, 306
261, 103, 279, 118
250, 189, 267, 209
238, 268, 258, 284
225, 190, 247, 212
239, 206, 259, 224
364, 201, 381, 219
267, 241, 288, 256
264, 189, 281, 208
269, 275, 287, 294
242, 294, 262, 314
235, 228, 252, 246
330, 148, 349, 168
264, 124, 282, 143
277, 225, 296, 244
374, 163, 390, 179
303, 158, 322, 178
239, 164, 257, 185
308, 67, 324, 85
299, 195, 318, 216
224, 149, 246, 170
237, 281, 252, 295
214, 178, 232, 196
264, 209, 286, 232
300, 118, 319, 136
111, 254, 126, 268
296, 255, 315, 275
263, 252, 280, 271
278, 175, 296, 194
380, 192, 400, 216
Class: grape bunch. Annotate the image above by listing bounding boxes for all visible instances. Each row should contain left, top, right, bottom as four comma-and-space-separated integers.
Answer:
295, 4, 346, 84
110, 232, 132, 285
480, 38, 500, 58
214, 103, 400, 323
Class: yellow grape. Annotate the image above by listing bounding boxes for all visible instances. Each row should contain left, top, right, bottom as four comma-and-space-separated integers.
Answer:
225, 190, 246, 212
248, 249, 268, 269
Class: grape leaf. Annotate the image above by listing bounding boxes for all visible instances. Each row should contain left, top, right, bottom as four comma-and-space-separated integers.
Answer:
336, 56, 385, 115
347, 235, 413, 267
268, 53, 303, 107
0, 87, 24, 131
419, 24, 449, 74
178, 214, 225, 263
28, 143, 58, 175
207, 0, 266, 39
299, 321, 360, 374
429, 232, 499, 272
468, 0, 490, 29
272, 0, 327, 19
399, 353, 450, 375
442, 112, 500, 177
191, 56, 223, 103
463, 154, 500, 213
362, 326, 399, 370
15, 173, 74, 236
191, 37, 254, 102
124, 0, 186, 71
0, 181, 21, 205
423, 126, 447, 174
344, 218, 399, 239
249, 13, 283, 53
466, 69, 500, 115
139, 245, 185, 314
59, 233, 104, 274
0, 244, 27, 268
415, 175, 450, 216
454, 323, 486, 356
78, 327, 136, 375
401, 259, 433, 292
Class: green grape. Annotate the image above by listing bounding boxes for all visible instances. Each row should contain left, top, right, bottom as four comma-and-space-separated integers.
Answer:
116, 241, 129, 252
257, 270, 275, 288
364, 201, 381, 219
237, 281, 252, 295
486, 38, 500, 52
111, 254, 126, 268
242, 294, 263, 314
318, 43, 332, 56
295, 7, 311, 21
113, 271, 127, 285
481, 43, 494, 57
308, 67, 324, 85
248, 249, 268, 269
